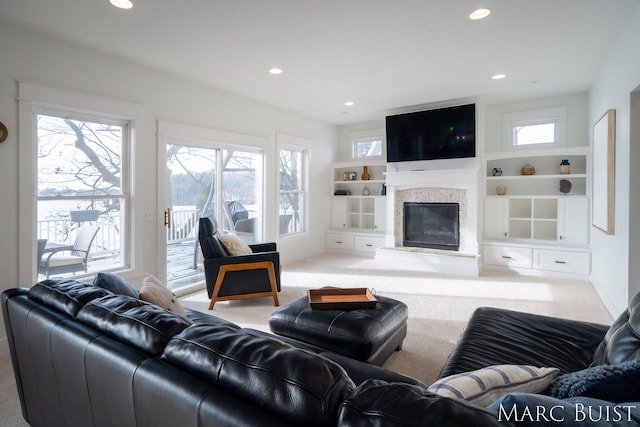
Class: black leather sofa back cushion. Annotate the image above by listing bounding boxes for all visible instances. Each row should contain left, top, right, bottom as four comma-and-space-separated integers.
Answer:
28, 279, 110, 318
77, 294, 192, 356
162, 323, 355, 426
591, 291, 640, 365
338, 379, 512, 427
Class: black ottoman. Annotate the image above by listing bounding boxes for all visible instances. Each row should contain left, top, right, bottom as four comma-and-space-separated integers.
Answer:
269, 292, 408, 366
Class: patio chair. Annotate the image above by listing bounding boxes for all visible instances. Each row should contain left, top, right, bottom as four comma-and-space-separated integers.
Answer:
198, 217, 280, 309
39, 225, 100, 278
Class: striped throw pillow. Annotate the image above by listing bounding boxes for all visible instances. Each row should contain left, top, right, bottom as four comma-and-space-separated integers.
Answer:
427, 365, 559, 407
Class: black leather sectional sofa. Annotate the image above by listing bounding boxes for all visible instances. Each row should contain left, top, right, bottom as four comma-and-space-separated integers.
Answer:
4, 278, 640, 426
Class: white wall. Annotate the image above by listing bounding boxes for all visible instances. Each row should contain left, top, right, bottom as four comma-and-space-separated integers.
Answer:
588, 5, 640, 316
0, 21, 336, 353
336, 120, 385, 162
484, 92, 589, 153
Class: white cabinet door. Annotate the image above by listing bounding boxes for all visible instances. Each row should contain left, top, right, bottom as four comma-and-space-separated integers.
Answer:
332, 197, 347, 228
484, 198, 508, 239
557, 198, 588, 245
373, 197, 386, 232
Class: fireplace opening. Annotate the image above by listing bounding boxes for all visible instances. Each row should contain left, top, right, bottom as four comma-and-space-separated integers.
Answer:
403, 202, 460, 251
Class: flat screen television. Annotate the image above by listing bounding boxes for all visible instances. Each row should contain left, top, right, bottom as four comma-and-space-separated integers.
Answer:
386, 103, 476, 163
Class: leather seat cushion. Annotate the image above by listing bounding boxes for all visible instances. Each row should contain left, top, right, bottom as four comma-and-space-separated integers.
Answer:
161, 323, 355, 426
77, 294, 192, 356
28, 278, 110, 318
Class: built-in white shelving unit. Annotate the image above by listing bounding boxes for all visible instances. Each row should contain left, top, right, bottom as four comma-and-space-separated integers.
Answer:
327, 160, 387, 255
482, 147, 591, 276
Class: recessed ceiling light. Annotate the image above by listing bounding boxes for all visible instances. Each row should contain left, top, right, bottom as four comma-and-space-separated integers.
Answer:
492, 73, 507, 80
344, 101, 355, 106
110, 0, 133, 9
268, 68, 283, 75
469, 8, 491, 20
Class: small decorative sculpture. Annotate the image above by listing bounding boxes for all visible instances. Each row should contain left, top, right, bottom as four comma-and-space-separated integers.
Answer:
492, 167, 502, 176
496, 185, 507, 196
559, 179, 572, 194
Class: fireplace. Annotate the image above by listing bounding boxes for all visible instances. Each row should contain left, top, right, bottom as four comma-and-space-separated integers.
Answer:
403, 202, 460, 251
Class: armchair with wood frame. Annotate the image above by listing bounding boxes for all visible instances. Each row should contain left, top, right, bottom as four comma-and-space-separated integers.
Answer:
198, 217, 281, 309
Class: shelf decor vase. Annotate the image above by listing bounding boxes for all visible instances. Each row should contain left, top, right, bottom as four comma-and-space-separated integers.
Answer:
362, 186, 370, 196
496, 185, 507, 196
361, 166, 370, 181
560, 159, 570, 174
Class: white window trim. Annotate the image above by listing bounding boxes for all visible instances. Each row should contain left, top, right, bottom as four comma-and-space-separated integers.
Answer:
502, 106, 567, 151
276, 133, 311, 239
18, 81, 144, 285
350, 128, 384, 160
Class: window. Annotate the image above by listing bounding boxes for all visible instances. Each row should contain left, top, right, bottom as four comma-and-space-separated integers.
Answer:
503, 106, 567, 151
18, 82, 141, 284
277, 134, 310, 237
513, 122, 556, 146
350, 129, 384, 160
353, 137, 382, 159
36, 112, 128, 276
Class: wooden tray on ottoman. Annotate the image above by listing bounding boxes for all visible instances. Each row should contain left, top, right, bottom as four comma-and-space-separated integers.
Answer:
307, 288, 377, 310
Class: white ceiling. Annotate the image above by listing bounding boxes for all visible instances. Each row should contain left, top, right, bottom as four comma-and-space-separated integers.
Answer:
2, 0, 638, 125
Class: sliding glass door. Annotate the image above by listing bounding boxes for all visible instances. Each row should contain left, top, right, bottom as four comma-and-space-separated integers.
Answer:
164, 141, 263, 290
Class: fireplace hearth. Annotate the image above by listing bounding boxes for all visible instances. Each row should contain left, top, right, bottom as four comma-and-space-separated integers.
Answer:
403, 202, 460, 251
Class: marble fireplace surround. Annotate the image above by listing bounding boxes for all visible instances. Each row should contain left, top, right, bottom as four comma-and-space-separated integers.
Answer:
383, 167, 480, 257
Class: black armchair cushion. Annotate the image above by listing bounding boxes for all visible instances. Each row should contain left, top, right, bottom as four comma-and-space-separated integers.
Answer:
199, 218, 229, 258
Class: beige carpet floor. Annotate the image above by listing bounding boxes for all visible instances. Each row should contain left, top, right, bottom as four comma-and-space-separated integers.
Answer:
1, 252, 614, 425
181, 252, 614, 385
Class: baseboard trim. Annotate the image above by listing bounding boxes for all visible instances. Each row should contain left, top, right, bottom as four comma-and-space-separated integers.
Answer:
590, 274, 624, 319
0, 337, 10, 358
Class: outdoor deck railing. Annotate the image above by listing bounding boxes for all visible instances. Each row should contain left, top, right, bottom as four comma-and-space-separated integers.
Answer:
37, 208, 200, 258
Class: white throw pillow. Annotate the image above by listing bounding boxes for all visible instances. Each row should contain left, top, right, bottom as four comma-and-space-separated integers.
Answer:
427, 365, 559, 407
139, 273, 187, 318
218, 233, 253, 255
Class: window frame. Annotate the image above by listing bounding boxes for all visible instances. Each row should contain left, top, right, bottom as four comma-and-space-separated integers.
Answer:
276, 133, 311, 238
18, 81, 143, 285
502, 106, 567, 151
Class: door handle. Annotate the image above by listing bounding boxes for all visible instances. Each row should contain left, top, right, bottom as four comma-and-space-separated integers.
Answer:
164, 208, 171, 229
